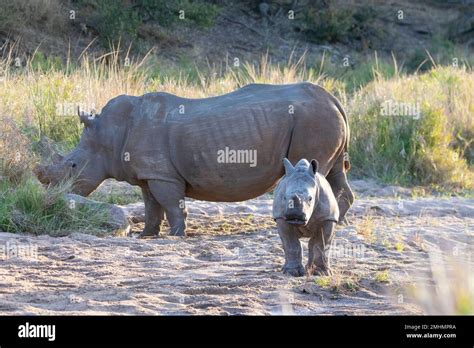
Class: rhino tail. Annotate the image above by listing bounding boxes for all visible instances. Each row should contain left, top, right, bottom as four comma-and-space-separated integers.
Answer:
331, 95, 351, 172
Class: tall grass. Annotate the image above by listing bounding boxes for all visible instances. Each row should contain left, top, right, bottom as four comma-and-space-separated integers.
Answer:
1, 47, 473, 199
0, 117, 110, 235
349, 65, 473, 189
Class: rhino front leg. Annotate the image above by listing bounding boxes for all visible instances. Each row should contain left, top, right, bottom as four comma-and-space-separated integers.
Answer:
147, 180, 187, 237
276, 219, 304, 277
138, 185, 165, 238
307, 221, 336, 275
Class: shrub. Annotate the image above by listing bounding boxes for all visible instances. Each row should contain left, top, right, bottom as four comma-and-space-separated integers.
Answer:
349, 66, 474, 189
0, 0, 67, 33
93, 1, 141, 46
86, 0, 220, 47
302, 3, 376, 45
136, 0, 219, 28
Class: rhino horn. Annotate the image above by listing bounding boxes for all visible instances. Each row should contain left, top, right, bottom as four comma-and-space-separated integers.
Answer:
283, 158, 294, 175
77, 107, 95, 128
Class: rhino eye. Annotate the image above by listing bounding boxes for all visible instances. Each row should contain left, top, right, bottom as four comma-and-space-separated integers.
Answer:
71, 163, 77, 168
309, 196, 312, 202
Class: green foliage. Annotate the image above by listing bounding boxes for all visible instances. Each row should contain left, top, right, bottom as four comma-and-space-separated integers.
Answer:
405, 36, 459, 72
93, 1, 141, 46
0, 178, 109, 235
29, 77, 82, 148
303, 3, 376, 44
349, 67, 473, 189
316, 55, 397, 92
85, 0, 219, 47
30, 52, 63, 72
137, 0, 219, 27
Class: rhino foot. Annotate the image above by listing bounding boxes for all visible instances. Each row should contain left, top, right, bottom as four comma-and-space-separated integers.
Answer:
307, 264, 330, 276
138, 228, 159, 239
169, 227, 185, 237
282, 264, 305, 277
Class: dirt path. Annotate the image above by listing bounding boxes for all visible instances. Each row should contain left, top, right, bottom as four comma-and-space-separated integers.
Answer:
0, 182, 472, 315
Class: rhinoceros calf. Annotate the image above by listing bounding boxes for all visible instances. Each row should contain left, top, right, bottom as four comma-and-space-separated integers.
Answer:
34, 83, 354, 237
273, 158, 339, 276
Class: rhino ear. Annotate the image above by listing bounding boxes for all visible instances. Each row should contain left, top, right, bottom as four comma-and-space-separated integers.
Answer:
310, 159, 319, 175
77, 107, 95, 128
283, 158, 294, 175
51, 152, 64, 163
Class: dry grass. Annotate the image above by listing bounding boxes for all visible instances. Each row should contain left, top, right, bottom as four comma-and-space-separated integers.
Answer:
312, 267, 361, 294
0, 117, 35, 183
355, 215, 376, 243
408, 252, 474, 314
0, 46, 472, 190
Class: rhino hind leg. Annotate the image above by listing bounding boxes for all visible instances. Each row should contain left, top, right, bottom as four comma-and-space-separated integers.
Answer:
138, 185, 165, 238
147, 180, 187, 237
307, 221, 335, 275
326, 159, 354, 224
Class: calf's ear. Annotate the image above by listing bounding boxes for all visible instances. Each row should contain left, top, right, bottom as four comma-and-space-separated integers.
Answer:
283, 158, 294, 175
310, 159, 319, 175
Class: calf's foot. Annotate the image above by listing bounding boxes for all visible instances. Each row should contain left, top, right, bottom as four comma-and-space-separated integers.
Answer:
283, 263, 305, 277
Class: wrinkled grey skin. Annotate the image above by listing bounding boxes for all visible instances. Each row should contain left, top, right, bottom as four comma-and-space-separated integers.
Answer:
34, 83, 354, 237
273, 158, 339, 277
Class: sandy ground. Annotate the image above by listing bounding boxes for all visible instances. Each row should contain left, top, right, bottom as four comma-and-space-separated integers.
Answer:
0, 179, 472, 315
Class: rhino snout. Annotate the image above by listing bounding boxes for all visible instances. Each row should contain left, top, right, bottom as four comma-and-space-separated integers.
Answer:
284, 194, 310, 225
33, 165, 50, 184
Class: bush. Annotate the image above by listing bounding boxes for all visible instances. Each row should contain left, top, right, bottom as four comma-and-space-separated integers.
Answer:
302, 3, 376, 45
0, 0, 67, 33
136, 0, 219, 27
87, 0, 219, 47
405, 36, 459, 73
93, 1, 141, 46
349, 66, 474, 189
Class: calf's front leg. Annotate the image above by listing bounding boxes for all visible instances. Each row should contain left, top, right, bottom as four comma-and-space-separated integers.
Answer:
307, 220, 336, 275
276, 219, 305, 277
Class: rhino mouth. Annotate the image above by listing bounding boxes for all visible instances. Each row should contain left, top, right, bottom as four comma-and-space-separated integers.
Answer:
33, 166, 50, 185
285, 218, 308, 225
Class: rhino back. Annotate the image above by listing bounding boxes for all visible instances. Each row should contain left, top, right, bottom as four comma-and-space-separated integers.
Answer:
169, 85, 313, 201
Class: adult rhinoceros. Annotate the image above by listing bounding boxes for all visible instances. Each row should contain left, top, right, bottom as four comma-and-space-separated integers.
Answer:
35, 83, 354, 237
